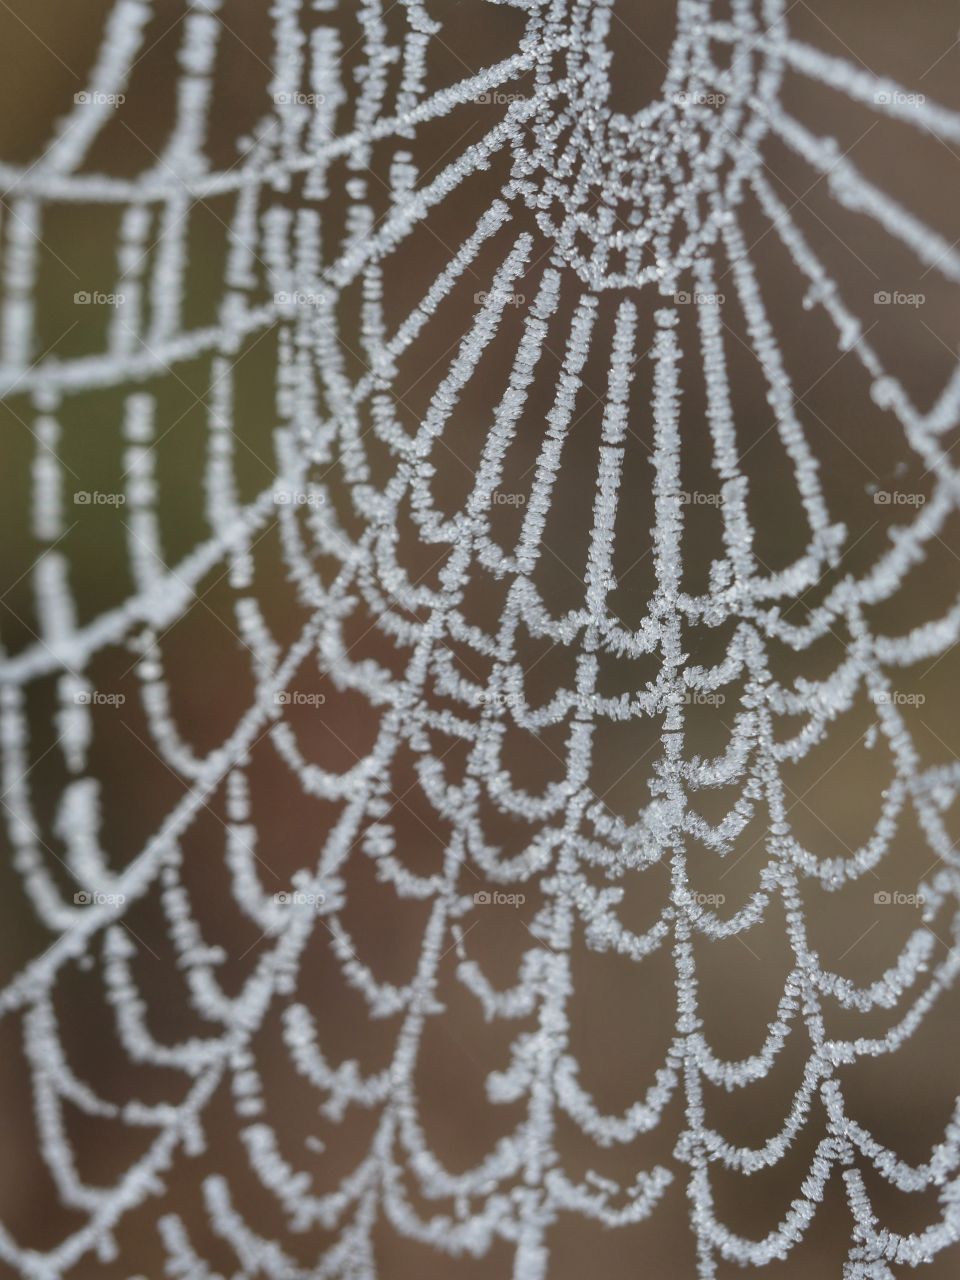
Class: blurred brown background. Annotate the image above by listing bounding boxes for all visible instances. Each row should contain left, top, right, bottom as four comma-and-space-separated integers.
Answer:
0, 1, 958, 1277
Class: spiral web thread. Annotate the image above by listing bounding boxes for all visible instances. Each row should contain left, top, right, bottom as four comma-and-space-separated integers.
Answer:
1, 0, 960, 1276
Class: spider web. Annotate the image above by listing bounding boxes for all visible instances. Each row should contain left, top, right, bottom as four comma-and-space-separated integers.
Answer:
0, 0, 959, 1277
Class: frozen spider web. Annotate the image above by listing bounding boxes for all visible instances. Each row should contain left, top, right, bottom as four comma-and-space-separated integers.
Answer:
1, 0, 960, 1277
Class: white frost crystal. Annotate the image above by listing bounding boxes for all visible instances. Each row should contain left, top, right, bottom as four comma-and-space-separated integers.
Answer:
0, 0, 958, 1276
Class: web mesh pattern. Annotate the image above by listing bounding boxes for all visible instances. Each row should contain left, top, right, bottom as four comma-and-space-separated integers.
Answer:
0, 0, 959, 1276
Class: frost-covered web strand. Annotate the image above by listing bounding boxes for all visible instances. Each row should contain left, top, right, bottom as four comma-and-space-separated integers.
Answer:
1, 2, 959, 1279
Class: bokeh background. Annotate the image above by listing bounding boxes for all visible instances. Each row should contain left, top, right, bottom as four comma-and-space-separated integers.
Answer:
0, 1, 958, 1276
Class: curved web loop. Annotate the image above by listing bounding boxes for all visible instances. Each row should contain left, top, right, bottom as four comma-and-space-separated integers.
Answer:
0, 0, 959, 1277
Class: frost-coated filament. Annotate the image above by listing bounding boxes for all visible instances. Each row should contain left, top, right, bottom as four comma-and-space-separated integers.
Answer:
0, 1, 959, 1277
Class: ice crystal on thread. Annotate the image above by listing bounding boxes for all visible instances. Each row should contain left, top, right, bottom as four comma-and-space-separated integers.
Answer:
0, 1, 959, 1277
